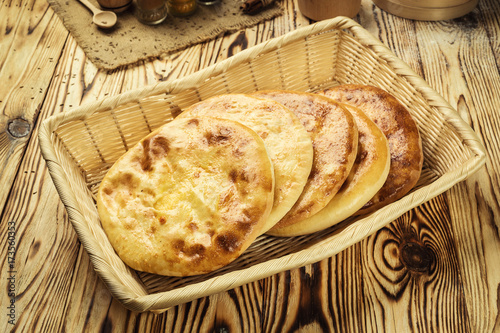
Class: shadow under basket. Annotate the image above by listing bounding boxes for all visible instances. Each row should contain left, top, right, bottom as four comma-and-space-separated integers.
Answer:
38, 17, 486, 313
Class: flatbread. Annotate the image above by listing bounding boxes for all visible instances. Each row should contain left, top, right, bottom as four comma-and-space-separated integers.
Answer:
97, 116, 275, 276
177, 94, 314, 233
270, 103, 390, 236
320, 84, 423, 214
252, 90, 358, 233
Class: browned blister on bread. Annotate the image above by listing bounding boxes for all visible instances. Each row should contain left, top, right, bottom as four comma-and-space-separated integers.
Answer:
320, 84, 423, 215
252, 90, 358, 234
97, 117, 274, 276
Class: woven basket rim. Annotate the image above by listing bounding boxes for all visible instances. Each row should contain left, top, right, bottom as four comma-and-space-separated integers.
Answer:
38, 16, 486, 312
39, 16, 486, 162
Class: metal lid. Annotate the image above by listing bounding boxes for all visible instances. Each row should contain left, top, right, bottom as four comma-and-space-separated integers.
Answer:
372, 0, 478, 20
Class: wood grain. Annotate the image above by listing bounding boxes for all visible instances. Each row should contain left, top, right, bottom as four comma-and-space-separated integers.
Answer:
412, 4, 500, 331
0, 0, 68, 214
0, 0, 499, 332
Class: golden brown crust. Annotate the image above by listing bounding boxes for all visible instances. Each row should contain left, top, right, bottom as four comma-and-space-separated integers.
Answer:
177, 94, 313, 233
269, 103, 390, 236
253, 90, 358, 231
320, 84, 423, 214
97, 117, 274, 276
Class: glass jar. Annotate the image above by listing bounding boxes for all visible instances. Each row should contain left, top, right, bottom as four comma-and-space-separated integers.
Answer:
167, 0, 197, 16
136, 0, 168, 25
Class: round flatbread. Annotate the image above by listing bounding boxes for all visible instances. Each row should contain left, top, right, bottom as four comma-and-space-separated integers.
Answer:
320, 84, 423, 214
177, 94, 314, 233
270, 103, 390, 236
252, 90, 358, 234
97, 117, 275, 276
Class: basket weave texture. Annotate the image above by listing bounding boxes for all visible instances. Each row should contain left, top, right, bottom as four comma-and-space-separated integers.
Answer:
38, 17, 486, 312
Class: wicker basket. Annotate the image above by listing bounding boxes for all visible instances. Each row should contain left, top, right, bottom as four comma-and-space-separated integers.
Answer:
38, 16, 486, 312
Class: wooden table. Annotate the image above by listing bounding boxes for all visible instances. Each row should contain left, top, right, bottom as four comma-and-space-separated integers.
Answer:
1, 0, 499, 331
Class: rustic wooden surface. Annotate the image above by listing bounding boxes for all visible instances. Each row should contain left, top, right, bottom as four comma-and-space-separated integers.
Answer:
1, 0, 499, 331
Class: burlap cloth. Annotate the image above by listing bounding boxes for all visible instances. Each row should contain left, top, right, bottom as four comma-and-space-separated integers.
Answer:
48, 0, 283, 70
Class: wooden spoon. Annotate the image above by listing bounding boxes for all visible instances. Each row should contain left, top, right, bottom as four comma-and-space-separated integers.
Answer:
77, 0, 118, 29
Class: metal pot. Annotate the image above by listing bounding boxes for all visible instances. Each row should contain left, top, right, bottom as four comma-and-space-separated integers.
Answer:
372, 0, 478, 20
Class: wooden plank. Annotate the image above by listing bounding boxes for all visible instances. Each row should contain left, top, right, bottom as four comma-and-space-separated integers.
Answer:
361, 199, 471, 332
477, 0, 500, 70
0, 0, 68, 213
0, 38, 84, 333
405, 3, 500, 331
253, 200, 470, 332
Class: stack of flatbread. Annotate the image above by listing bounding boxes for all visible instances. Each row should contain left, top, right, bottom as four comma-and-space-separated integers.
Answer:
97, 84, 423, 277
